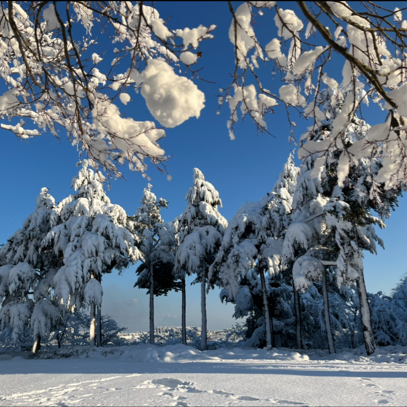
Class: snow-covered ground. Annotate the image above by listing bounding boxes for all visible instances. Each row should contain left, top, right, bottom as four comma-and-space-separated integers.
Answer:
1, 344, 407, 406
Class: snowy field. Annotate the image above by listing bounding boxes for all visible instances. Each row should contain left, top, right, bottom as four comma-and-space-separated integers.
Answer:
1, 344, 407, 406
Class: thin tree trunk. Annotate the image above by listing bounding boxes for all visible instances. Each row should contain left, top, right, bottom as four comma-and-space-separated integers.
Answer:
356, 273, 377, 355
150, 262, 155, 345
322, 267, 335, 354
96, 275, 103, 347
351, 290, 358, 349
181, 276, 187, 345
96, 305, 102, 347
57, 323, 66, 349
32, 334, 41, 354
259, 268, 272, 350
293, 284, 303, 349
300, 295, 305, 349
270, 302, 275, 348
90, 304, 96, 347
201, 269, 207, 351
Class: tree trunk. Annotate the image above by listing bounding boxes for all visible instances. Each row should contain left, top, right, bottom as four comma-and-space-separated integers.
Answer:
322, 267, 335, 354
57, 324, 66, 348
32, 334, 41, 354
150, 262, 155, 345
259, 268, 272, 350
201, 269, 207, 351
293, 285, 303, 349
270, 302, 275, 348
181, 276, 187, 345
90, 304, 96, 347
351, 289, 359, 349
96, 305, 102, 347
96, 275, 103, 347
356, 273, 377, 355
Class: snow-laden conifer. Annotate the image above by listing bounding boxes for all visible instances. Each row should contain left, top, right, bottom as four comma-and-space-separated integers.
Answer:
0, 188, 62, 351
132, 184, 168, 236
391, 274, 407, 323
283, 110, 357, 353
211, 154, 299, 350
132, 184, 179, 344
43, 160, 140, 346
174, 168, 227, 350
284, 89, 400, 355
368, 291, 407, 346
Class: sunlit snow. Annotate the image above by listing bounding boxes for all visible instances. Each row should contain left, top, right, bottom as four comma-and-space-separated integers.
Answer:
1, 343, 407, 406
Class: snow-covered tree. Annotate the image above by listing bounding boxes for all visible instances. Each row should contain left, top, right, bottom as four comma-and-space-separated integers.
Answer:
43, 160, 140, 347
221, 269, 267, 348
221, 267, 295, 349
295, 278, 365, 350
221, 262, 359, 350
282, 104, 360, 352
54, 310, 127, 347
212, 201, 275, 350
368, 291, 407, 346
320, 122, 397, 355
384, 274, 407, 345
174, 168, 227, 350
284, 205, 338, 351
132, 184, 180, 344
0, 324, 32, 353
211, 154, 299, 350
131, 184, 168, 236
356, 275, 407, 347
283, 88, 402, 355
0, 187, 62, 352
391, 274, 407, 325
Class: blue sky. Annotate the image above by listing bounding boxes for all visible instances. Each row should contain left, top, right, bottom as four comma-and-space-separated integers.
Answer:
1, 2, 406, 332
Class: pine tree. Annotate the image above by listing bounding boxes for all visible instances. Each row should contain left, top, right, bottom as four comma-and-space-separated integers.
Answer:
283, 136, 342, 353
132, 184, 179, 344
286, 88, 400, 355
0, 188, 62, 352
368, 291, 407, 346
131, 183, 168, 236
221, 269, 293, 348
391, 274, 407, 326
384, 274, 407, 345
43, 160, 140, 347
322, 106, 390, 356
174, 168, 227, 350
211, 154, 299, 350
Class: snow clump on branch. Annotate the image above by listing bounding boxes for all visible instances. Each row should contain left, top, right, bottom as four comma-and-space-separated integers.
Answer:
137, 60, 205, 128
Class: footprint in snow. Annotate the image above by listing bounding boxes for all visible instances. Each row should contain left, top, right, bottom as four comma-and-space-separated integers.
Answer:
136, 378, 202, 394
137, 378, 307, 405
269, 399, 307, 405
361, 377, 380, 388
360, 377, 396, 405
208, 389, 259, 401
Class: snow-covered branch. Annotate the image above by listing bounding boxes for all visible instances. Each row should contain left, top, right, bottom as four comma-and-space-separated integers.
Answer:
0, 1, 215, 178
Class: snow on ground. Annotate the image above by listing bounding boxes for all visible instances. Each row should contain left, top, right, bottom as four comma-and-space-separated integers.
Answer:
1, 345, 407, 406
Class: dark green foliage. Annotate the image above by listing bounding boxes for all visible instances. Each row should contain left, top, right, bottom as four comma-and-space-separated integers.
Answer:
134, 262, 182, 296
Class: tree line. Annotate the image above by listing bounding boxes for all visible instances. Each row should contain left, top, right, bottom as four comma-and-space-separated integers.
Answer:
1, 90, 407, 355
